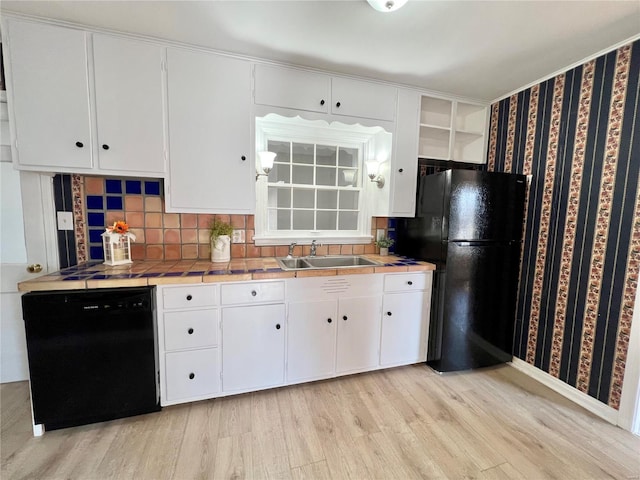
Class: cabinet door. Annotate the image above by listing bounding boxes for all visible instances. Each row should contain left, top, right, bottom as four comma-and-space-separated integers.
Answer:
166, 48, 253, 213
380, 292, 429, 367
391, 89, 420, 217
254, 64, 330, 114
93, 34, 165, 175
222, 304, 285, 392
287, 300, 337, 382
331, 77, 397, 122
5, 20, 92, 170
336, 296, 382, 373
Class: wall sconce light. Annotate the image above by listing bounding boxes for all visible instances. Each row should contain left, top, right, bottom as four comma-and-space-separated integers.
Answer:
366, 160, 385, 188
256, 151, 276, 181
367, 0, 408, 13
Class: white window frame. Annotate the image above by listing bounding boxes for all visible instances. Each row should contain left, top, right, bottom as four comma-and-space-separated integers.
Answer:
254, 115, 391, 246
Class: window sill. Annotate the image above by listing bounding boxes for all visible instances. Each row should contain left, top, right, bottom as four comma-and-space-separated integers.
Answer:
253, 234, 373, 246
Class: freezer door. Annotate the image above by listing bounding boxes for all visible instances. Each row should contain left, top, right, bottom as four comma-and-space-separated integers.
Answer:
428, 241, 520, 372
446, 170, 526, 242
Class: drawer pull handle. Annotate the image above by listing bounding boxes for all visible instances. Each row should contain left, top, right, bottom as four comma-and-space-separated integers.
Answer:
343, 315, 348, 321
186, 294, 193, 301
251, 290, 257, 297
75, 141, 84, 148
407, 281, 413, 285
387, 311, 392, 316
276, 324, 281, 330
320, 99, 325, 106
327, 318, 332, 323
189, 373, 195, 380
188, 328, 194, 334
336, 101, 341, 108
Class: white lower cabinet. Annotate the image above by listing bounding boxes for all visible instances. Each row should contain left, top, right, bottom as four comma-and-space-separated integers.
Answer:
222, 303, 286, 393
336, 296, 383, 374
165, 349, 220, 402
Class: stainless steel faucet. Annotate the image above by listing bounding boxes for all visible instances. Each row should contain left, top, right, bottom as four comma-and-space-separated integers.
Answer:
287, 242, 297, 258
310, 239, 319, 257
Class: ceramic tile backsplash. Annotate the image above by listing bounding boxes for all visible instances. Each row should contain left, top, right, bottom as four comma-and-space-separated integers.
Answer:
74, 175, 389, 262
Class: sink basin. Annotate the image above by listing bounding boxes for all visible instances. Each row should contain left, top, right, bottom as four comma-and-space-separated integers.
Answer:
276, 255, 380, 270
304, 255, 379, 268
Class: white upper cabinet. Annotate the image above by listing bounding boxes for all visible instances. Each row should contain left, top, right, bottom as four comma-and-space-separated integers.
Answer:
330, 77, 397, 122
3, 19, 167, 176
4, 19, 93, 170
418, 95, 488, 164
165, 48, 253, 214
92, 34, 165, 175
254, 64, 397, 122
254, 64, 330, 114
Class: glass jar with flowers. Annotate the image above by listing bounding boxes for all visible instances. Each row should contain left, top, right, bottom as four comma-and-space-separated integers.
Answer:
101, 221, 136, 265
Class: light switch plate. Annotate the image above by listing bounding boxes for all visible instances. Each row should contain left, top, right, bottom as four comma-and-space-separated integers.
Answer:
57, 211, 74, 231
232, 229, 245, 244
376, 228, 385, 241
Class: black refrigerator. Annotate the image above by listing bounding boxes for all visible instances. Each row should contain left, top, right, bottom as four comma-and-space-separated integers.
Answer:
396, 169, 526, 372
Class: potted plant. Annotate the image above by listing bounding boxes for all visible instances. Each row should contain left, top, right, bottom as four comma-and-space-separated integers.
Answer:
375, 236, 394, 256
209, 218, 234, 262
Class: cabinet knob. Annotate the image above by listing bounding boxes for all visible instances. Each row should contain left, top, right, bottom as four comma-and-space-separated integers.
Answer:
186, 294, 193, 301
327, 318, 332, 323
75, 141, 84, 148
102, 144, 110, 150
188, 328, 194, 335
241, 155, 246, 161
251, 290, 257, 296
398, 168, 404, 173
276, 323, 281, 330
189, 373, 195, 380
387, 311, 392, 316
407, 281, 413, 285
342, 315, 348, 321
320, 99, 325, 106
336, 102, 341, 108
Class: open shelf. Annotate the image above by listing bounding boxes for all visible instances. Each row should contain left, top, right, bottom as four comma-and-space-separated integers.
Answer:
420, 97, 452, 128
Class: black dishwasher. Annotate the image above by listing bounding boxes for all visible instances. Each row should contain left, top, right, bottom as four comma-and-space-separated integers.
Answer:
22, 286, 161, 431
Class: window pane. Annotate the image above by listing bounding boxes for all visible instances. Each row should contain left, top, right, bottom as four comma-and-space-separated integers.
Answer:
268, 163, 290, 183
276, 209, 291, 229
273, 188, 290, 208
293, 210, 314, 230
268, 140, 290, 163
338, 147, 358, 168
338, 211, 358, 230
292, 165, 314, 185
317, 210, 337, 230
317, 190, 337, 209
338, 168, 358, 187
292, 143, 314, 164
292, 189, 314, 208
316, 166, 336, 186
339, 190, 359, 209
317, 145, 336, 166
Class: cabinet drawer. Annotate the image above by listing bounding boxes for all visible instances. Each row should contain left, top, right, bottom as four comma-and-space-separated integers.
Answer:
165, 348, 220, 401
221, 281, 285, 305
384, 273, 431, 292
164, 309, 219, 351
163, 284, 218, 309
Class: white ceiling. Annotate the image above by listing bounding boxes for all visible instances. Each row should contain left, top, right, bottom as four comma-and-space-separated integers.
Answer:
2, 1, 639, 102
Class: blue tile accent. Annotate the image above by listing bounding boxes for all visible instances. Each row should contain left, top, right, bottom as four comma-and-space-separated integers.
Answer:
145, 181, 161, 195
87, 212, 105, 227
106, 196, 123, 210
89, 229, 104, 243
266, 268, 282, 272
162, 272, 183, 277
207, 270, 228, 275
86, 195, 104, 210
125, 180, 142, 194
105, 179, 122, 194
90, 274, 110, 280
186, 271, 205, 276
140, 272, 161, 278
63, 275, 91, 281
90, 246, 104, 260
230, 269, 246, 274
388, 218, 397, 228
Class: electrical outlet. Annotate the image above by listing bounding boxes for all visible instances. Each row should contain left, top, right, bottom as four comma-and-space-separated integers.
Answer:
232, 229, 245, 244
57, 211, 74, 231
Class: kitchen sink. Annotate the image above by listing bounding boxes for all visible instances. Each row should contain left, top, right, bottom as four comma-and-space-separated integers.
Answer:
276, 255, 381, 270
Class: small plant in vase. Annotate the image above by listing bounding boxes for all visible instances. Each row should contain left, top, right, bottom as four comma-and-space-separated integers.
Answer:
209, 218, 234, 262
375, 236, 394, 256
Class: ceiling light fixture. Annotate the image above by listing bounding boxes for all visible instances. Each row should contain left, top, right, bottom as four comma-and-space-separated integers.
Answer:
366, 0, 408, 13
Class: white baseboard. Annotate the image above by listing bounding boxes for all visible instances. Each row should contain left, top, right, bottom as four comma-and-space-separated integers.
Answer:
509, 357, 619, 425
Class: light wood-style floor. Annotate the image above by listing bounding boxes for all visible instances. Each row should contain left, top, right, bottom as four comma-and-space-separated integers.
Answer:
2, 364, 639, 480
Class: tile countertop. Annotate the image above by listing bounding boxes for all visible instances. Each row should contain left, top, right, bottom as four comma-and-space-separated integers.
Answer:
17, 255, 436, 292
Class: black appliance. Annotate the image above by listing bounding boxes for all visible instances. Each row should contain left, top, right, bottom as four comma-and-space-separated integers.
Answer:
22, 286, 160, 430
396, 169, 526, 372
